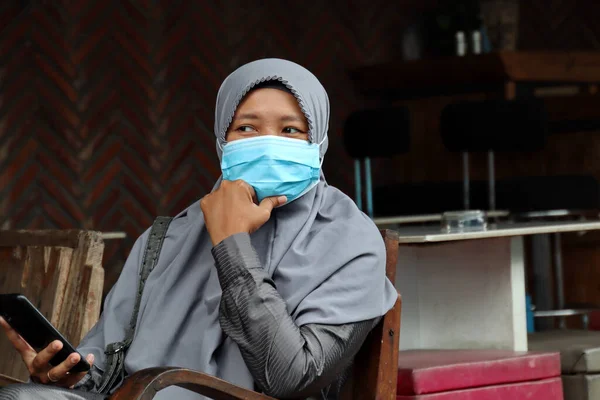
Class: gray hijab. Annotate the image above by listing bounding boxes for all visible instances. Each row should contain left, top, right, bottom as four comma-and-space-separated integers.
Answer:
78, 58, 397, 399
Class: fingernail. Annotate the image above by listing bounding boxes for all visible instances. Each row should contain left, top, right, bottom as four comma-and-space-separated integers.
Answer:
53, 342, 61, 350
88, 354, 94, 363
70, 355, 78, 364
278, 196, 287, 203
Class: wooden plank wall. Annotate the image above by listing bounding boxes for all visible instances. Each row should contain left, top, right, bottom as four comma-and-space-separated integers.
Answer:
0, 0, 598, 307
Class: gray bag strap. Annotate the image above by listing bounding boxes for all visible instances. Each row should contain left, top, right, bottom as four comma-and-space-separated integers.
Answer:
98, 216, 173, 394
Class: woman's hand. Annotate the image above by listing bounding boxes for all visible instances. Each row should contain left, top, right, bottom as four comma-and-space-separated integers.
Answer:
201, 180, 287, 246
0, 317, 94, 388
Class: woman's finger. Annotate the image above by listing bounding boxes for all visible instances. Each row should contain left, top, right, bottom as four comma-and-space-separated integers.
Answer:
0, 317, 36, 364
234, 180, 257, 203
64, 353, 94, 389
43, 352, 82, 386
30, 340, 62, 374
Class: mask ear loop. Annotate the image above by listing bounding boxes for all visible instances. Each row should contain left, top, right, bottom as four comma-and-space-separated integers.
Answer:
217, 138, 226, 152
315, 135, 327, 168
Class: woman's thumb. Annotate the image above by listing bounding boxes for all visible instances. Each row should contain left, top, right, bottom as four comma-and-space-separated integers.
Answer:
258, 196, 287, 213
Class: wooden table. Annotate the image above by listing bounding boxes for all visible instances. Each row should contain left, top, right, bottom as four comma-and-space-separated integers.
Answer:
381, 220, 600, 351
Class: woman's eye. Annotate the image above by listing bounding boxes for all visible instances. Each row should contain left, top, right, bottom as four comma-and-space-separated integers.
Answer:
237, 125, 255, 133
283, 127, 302, 134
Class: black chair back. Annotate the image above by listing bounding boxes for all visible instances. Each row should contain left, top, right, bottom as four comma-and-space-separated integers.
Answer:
342, 107, 410, 217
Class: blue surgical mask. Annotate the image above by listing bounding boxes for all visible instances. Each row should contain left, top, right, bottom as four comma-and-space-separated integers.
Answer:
220, 135, 322, 203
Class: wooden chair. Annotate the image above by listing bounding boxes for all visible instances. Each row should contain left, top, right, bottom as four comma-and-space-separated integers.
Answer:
111, 230, 401, 400
0, 230, 104, 382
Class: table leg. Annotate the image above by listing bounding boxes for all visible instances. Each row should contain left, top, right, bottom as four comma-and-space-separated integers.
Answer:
531, 233, 553, 330
553, 232, 566, 329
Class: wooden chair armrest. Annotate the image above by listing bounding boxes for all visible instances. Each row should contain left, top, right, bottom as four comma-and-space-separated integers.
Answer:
110, 367, 276, 400
0, 373, 25, 387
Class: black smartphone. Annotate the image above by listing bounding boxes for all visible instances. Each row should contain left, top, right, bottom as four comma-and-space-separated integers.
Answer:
0, 294, 90, 373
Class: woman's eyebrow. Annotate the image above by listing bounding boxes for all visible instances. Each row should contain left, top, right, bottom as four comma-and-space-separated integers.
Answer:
280, 115, 305, 123
234, 113, 260, 120
234, 113, 305, 123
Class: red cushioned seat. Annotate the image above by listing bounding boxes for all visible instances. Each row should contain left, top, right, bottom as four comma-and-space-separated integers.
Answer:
397, 350, 562, 399
396, 377, 562, 399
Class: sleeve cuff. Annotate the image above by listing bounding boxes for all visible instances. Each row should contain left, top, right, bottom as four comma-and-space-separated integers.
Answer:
72, 371, 92, 390
211, 233, 262, 289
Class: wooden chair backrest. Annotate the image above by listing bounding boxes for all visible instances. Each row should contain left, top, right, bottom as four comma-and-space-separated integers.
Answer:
344, 229, 401, 400
0, 230, 104, 381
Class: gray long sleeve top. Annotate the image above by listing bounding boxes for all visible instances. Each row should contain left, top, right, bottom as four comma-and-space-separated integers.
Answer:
213, 233, 375, 399
76, 233, 374, 399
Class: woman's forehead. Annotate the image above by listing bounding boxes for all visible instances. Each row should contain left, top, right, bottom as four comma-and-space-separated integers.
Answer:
234, 88, 306, 120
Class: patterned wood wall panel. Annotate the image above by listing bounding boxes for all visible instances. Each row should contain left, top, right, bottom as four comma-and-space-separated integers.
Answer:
0, 0, 436, 290
2, 0, 599, 300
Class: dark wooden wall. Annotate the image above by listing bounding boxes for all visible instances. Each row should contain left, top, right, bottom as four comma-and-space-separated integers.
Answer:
0, 0, 437, 291
0, 0, 599, 305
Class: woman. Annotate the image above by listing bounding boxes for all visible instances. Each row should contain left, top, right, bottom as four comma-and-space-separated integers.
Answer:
0, 59, 397, 400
